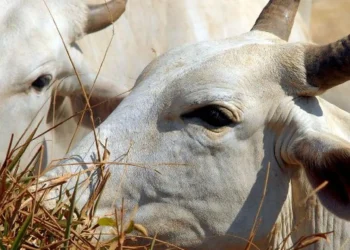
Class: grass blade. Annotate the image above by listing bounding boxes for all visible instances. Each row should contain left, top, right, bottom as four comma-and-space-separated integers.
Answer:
0, 240, 6, 250
64, 174, 80, 249
8, 119, 42, 172
10, 214, 32, 250
150, 233, 158, 250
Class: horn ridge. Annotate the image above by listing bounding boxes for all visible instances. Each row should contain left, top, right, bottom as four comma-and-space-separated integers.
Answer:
85, 0, 127, 34
305, 35, 350, 90
251, 0, 300, 41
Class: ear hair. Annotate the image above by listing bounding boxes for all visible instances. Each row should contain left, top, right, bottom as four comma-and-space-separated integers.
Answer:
69, 92, 126, 128
289, 131, 350, 220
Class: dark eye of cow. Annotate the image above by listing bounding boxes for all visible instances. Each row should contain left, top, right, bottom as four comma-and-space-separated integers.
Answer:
182, 105, 233, 128
32, 75, 52, 91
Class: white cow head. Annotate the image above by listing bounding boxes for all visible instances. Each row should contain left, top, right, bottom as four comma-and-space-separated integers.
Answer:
47, 0, 350, 249
0, 0, 127, 166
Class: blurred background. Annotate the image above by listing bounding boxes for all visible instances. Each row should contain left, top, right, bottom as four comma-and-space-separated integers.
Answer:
80, 0, 350, 111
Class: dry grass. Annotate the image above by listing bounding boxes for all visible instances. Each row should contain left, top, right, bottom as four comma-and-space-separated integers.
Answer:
0, 123, 185, 250
0, 1, 336, 249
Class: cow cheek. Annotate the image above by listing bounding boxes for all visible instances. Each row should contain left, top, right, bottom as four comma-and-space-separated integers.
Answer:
0, 94, 50, 166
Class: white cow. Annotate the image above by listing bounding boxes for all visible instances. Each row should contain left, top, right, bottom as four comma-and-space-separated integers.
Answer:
45, 0, 350, 249
0, 0, 127, 167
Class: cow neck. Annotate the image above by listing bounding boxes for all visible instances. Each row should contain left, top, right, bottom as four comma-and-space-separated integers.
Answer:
264, 180, 294, 248
289, 170, 350, 249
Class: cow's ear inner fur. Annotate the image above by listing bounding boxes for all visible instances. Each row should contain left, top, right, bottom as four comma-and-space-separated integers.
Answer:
288, 131, 350, 219
56, 59, 128, 128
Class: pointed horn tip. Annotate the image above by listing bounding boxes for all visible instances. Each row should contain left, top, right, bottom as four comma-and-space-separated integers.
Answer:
85, 0, 127, 34
251, 0, 300, 41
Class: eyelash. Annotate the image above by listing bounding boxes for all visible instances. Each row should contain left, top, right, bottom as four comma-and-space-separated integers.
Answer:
182, 105, 233, 128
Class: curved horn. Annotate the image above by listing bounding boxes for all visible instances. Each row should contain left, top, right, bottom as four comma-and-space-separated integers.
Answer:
305, 35, 350, 91
251, 0, 300, 41
85, 0, 127, 34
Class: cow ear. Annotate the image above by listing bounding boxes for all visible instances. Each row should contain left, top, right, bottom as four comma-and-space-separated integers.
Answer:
57, 73, 129, 127
56, 45, 129, 127
288, 130, 350, 220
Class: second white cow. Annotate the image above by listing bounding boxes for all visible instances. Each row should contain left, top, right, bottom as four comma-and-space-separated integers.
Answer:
0, 0, 127, 167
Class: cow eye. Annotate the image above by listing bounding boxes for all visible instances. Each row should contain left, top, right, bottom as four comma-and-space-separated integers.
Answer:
32, 75, 52, 91
182, 105, 233, 128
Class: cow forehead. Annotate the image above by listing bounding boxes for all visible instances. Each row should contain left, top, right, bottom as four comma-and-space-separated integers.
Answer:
134, 31, 287, 101
0, 0, 86, 87
137, 32, 283, 87
0, 0, 86, 47
0, 22, 56, 88
1, 1, 51, 31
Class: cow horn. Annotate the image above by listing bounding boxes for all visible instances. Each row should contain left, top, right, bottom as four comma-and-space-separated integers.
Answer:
304, 35, 350, 91
251, 0, 300, 41
85, 0, 127, 34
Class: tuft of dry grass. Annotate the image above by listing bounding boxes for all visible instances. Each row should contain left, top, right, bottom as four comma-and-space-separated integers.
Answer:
0, 124, 185, 250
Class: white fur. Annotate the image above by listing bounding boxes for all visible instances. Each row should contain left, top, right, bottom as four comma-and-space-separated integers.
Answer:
47, 30, 350, 249
0, 0, 125, 168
